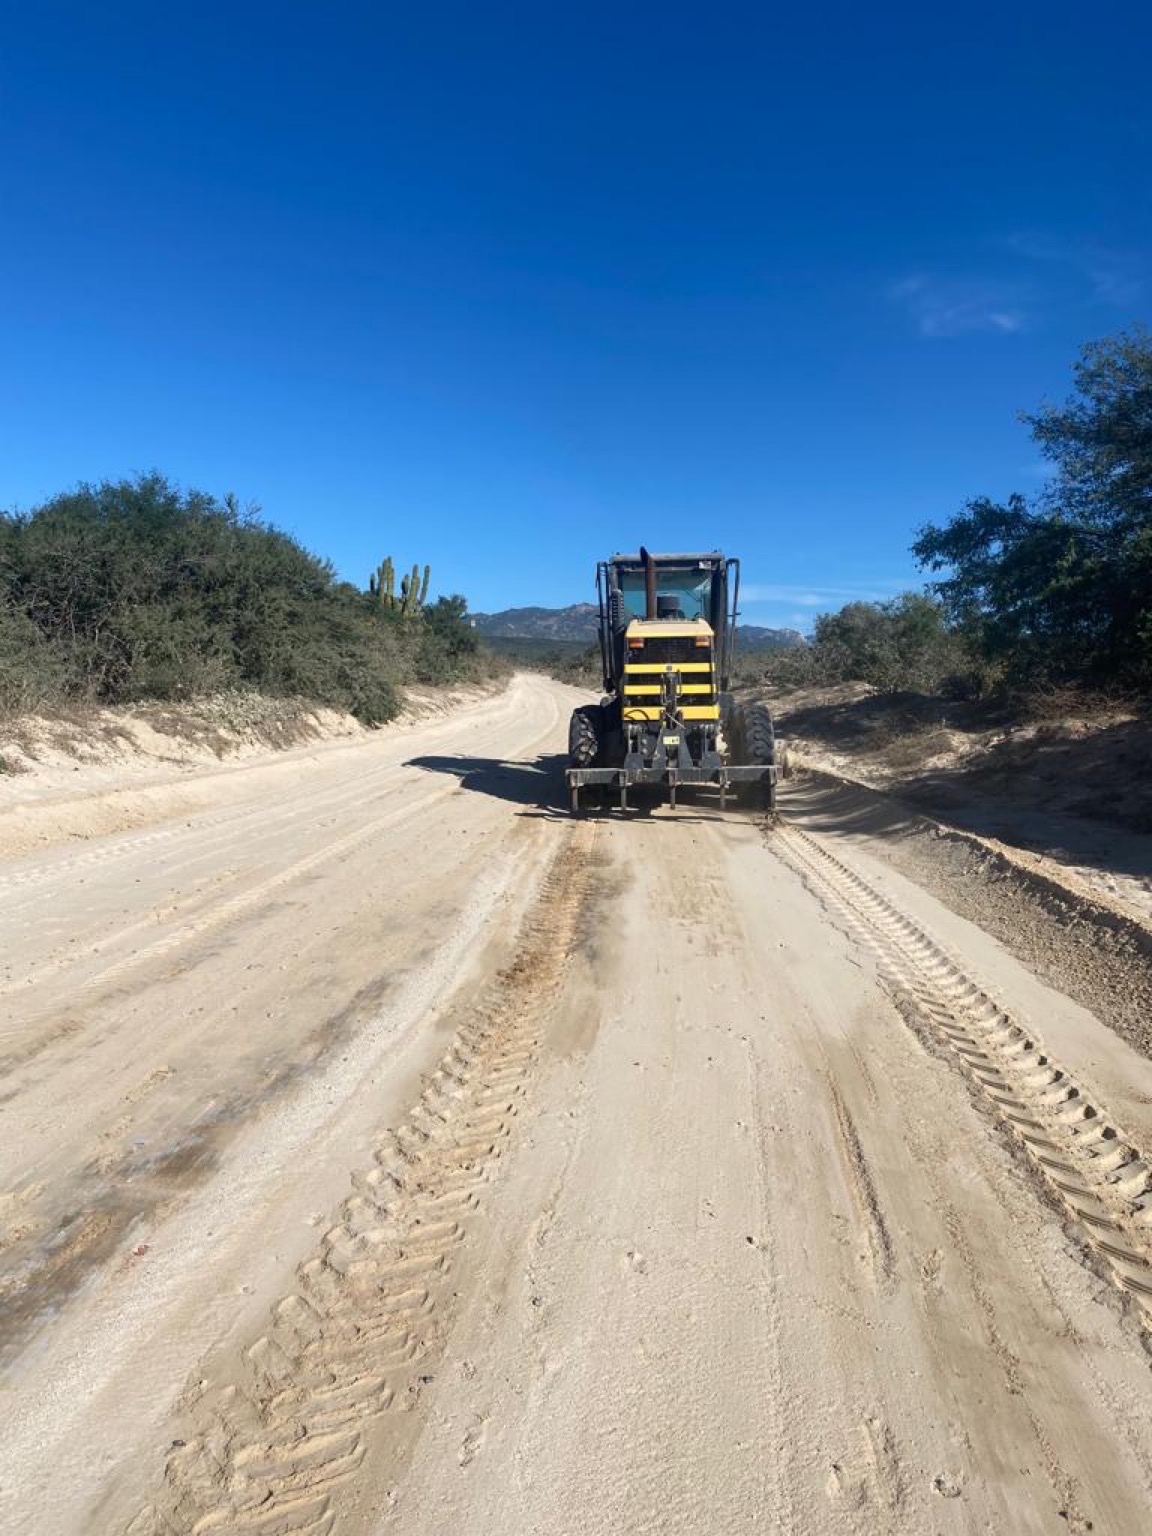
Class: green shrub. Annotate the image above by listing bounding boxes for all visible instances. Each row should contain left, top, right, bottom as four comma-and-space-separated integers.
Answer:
0, 474, 499, 722
745, 593, 975, 698
0, 600, 70, 714
808, 593, 974, 694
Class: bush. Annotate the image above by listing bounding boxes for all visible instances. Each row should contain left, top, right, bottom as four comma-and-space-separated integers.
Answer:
0, 474, 499, 722
415, 594, 485, 684
810, 594, 968, 693
744, 593, 975, 697
0, 600, 70, 714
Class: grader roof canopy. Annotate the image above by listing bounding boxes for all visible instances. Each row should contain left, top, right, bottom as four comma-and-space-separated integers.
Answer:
609, 551, 726, 561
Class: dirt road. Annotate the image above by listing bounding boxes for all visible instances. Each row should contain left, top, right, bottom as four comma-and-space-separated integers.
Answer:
3, 674, 1152, 1535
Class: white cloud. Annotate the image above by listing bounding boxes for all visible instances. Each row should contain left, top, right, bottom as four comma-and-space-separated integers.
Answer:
1003, 232, 1148, 308
742, 581, 906, 607
890, 275, 1026, 339
890, 236, 1147, 342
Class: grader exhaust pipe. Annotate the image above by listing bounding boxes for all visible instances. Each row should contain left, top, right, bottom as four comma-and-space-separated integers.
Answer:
641, 545, 658, 620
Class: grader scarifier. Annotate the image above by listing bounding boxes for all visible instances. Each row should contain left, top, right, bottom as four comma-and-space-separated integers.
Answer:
566, 548, 778, 813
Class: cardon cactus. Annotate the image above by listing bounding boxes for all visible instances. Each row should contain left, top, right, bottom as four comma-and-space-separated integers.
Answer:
369, 557, 430, 616
368, 556, 396, 606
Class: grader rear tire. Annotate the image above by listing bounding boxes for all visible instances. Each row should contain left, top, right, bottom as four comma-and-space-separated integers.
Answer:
568, 705, 601, 767
743, 703, 776, 767
741, 702, 777, 810
719, 692, 745, 760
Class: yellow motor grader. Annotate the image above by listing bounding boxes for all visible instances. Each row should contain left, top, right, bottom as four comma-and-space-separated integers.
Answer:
566, 548, 777, 812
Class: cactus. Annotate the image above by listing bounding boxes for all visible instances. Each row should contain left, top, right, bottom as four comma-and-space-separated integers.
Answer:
368, 556, 396, 607
369, 556, 430, 617
399, 561, 430, 618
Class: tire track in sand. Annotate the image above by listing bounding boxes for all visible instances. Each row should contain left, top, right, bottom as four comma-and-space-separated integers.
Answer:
825, 1078, 897, 1294
117, 823, 594, 1536
772, 820, 1152, 1331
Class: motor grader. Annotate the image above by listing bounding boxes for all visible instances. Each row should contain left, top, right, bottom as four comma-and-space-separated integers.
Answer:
566, 548, 777, 812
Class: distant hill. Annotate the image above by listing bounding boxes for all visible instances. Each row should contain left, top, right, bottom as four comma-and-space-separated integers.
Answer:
472, 602, 804, 650
471, 603, 599, 641
738, 625, 806, 650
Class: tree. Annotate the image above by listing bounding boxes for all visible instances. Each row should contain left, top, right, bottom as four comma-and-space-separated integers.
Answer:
914, 328, 1152, 686
1026, 328, 1152, 533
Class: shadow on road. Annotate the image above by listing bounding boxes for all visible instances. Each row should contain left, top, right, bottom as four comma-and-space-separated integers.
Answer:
406, 753, 734, 825
406, 753, 568, 810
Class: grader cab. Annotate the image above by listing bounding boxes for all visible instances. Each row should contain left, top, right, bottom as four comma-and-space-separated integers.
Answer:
566, 548, 778, 812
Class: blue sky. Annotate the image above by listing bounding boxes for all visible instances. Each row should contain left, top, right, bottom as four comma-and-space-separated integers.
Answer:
2, 3, 1149, 629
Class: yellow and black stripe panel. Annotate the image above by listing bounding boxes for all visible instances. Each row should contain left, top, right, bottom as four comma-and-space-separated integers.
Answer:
621, 651, 717, 721
623, 662, 712, 674
623, 661, 714, 704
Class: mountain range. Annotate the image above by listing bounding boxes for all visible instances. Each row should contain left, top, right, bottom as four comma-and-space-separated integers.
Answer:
470, 603, 805, 649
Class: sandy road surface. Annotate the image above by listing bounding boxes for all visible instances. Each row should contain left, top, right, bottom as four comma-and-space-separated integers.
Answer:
3, 675, 1152, 1535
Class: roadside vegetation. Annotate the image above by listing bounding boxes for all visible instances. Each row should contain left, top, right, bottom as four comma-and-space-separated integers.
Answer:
0, 475, 503, 724
752, 327, 1152, 706
748, 593, 975, 698
483, 635, 603, 689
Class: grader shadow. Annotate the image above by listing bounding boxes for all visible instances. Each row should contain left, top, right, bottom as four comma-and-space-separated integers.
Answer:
407, 753, 567, 809
406, 753, 732, 823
